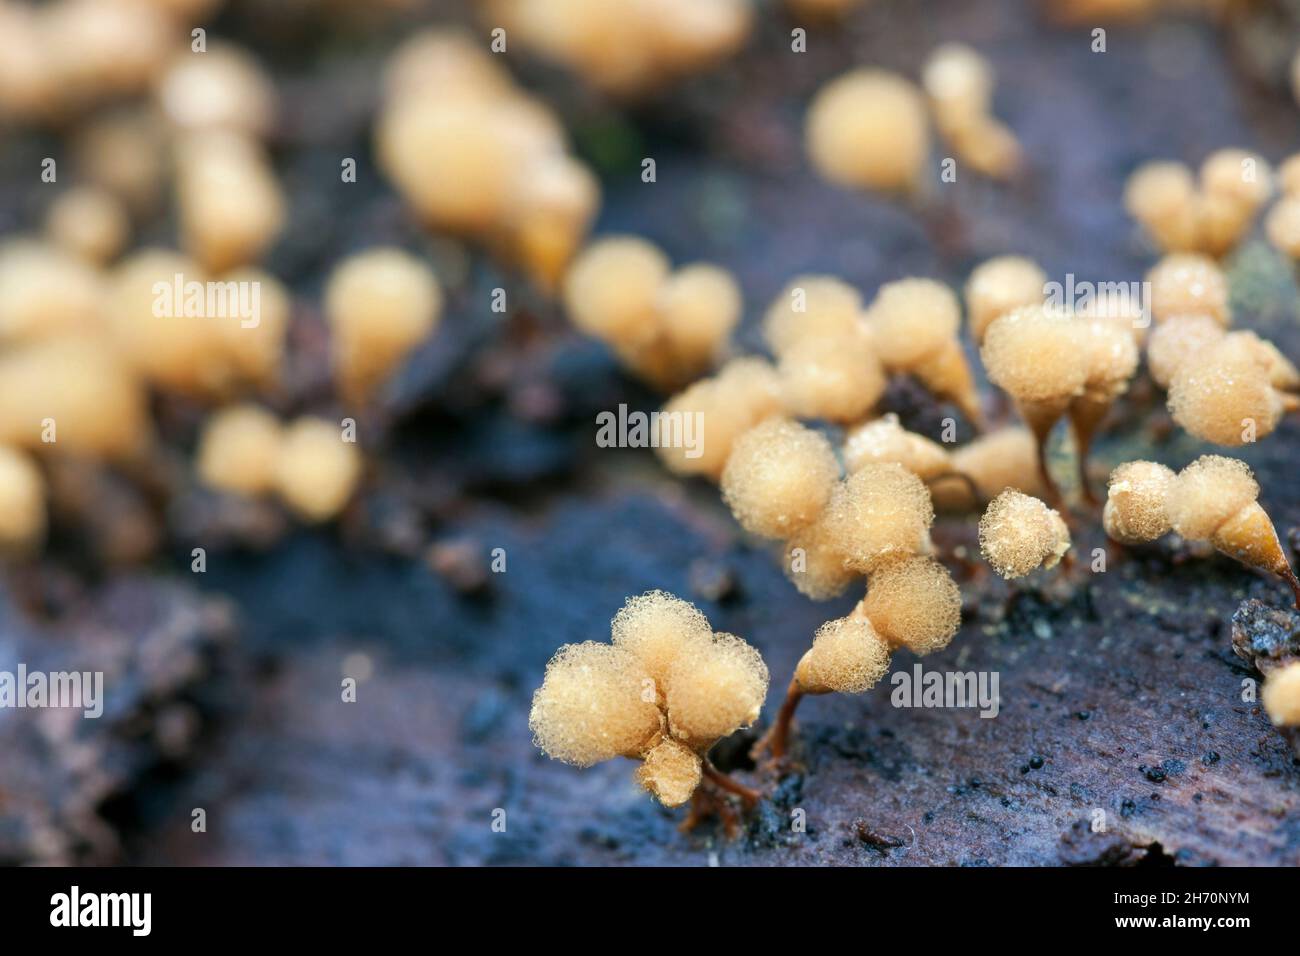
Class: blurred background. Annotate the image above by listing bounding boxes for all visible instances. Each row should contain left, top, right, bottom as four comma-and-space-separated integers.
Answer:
2, 0, 1300, 865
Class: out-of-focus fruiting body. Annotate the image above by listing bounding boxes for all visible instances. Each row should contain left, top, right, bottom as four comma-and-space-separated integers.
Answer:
0, 336, 149, 461
0, 240, 106, 343
377, 30, 598, 290
174, 131, 285, 275
0, 445, 47, 553
196, 404, 284, 497
807, 69, 930, 195
1126, 152, 1272, 257
45, 187, 130, 265
273, 417, 363, 523
488, 0, 752, 96
108, 249, 289, 399
325, 248, 443, 404
1262, 662, 1300, 727
922, 44, 1022, 181
564, 237, 740, 390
